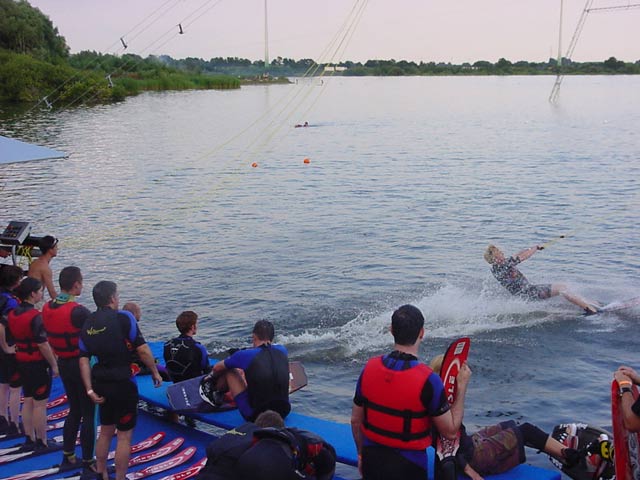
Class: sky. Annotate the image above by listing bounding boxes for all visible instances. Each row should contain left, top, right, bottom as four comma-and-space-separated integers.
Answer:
28, 0, 640, 64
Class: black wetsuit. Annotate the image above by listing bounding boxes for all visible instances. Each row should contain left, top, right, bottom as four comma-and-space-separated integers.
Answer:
79, 307, 145, 431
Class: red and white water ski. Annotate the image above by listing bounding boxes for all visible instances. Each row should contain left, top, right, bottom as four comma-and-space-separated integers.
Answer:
2, 432, 167, 480
126, 446, 197, 480
46, 408, 69, 422
155, 458, 207, 480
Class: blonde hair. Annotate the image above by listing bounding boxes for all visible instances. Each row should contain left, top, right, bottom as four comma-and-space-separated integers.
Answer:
429, 354, 444, 374
484, 244, 500, 264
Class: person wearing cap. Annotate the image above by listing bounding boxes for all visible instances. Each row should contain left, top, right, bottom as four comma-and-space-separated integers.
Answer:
211, 319, 290, 422
483, 244, 600, 315
28, 235, 59, 302
197, 410, 336, 480
350, 304, 471, 480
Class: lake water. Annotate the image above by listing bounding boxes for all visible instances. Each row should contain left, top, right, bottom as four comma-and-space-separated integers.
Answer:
1, 75, 639, 473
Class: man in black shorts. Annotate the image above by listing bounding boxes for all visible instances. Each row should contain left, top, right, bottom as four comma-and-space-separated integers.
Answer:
79, 281, 162, 480
42, 266, 95, 473
484, 244, 600, 314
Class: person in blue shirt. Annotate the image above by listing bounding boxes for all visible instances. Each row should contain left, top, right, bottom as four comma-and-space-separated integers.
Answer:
163, 310, 210, 383
212, 320, 290, 422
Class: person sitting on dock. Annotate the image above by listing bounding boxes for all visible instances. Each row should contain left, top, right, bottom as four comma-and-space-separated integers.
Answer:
428, 354, 583, 480
163, 310, 210, 383
79, 280, 162, 480
484, 244, 600, 315
614, 365, 640, 432
210, 319, 290, 422
124, 302, 167, 378
197, 410, 336, 480
42, 266, 96, 473
351, 304, 471, 480
27, 235, 59, 303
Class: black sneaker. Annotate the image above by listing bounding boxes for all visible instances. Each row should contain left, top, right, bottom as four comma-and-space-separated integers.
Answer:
59, 453, 79, 471
5, 422, 19, 436
0, 415, 9, 433
20, 437, 35, 452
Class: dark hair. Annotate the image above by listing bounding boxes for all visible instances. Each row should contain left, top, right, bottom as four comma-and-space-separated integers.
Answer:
254, 410, 285, 428
59, 266, 82, 291
176, 311, 198, 334
253, 320, 275, 342
0, 265, 24, 289
391, 304, 425, 346
14, 277, 43, 301
39, 235, 58, 254
92, 281, 117, 308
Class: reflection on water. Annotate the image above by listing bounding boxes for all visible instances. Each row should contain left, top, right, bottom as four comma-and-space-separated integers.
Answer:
1, 77, 639, 468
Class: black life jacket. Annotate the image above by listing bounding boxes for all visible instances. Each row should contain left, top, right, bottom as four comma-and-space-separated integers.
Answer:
201, 424, 335, 480
245, 344, 290, 421
81, 308, 135, 382
200, 423, 258, 480
163, 336, 202, 382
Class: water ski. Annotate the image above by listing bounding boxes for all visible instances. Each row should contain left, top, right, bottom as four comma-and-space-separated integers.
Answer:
612, 380, 640, 480
601, 296, 640, 315
434, 337, 471, 478
166, 361, 308, 413
548, 422, 615, 480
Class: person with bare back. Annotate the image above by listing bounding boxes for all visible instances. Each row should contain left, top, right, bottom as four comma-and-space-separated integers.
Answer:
28, 235, 58, 302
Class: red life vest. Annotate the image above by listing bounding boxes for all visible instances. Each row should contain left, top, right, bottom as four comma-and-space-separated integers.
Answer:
360, 355, 434, 450
42, 301, 81, 359
8, 308, 44, 362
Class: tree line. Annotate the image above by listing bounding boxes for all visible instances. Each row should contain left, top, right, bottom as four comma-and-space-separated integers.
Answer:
1, 0, 638, 105
0, 0, 239, 105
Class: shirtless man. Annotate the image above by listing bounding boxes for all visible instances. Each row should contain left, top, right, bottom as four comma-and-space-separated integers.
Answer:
484, 244, 600, 315
28, 236, 58, 301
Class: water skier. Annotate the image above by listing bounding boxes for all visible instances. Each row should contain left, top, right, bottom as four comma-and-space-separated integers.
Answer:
484, 244, 600, 315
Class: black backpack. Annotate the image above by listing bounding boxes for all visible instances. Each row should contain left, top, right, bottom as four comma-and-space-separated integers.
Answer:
163, 337, 200, 382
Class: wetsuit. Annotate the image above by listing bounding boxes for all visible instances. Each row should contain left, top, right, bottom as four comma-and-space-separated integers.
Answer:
455, 421, 549, 475
0, 290, 20, 389
491, 257, 552, 300
42, 295, 94, 462
79, 308, 146, 431
163, 335, 209, 383
8, 303, 52, 401
354, 351, 450, 480
223, 344, 290, 421
199, 422, 336, 480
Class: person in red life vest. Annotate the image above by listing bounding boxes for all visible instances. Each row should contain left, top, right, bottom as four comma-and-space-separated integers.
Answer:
8, 277, 59, 450
350, 304, 471, 480
42, 266, 97, 473
0, 265, 24, 436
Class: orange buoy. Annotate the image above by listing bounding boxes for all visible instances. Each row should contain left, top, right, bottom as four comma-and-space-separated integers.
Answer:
303, 158, 310, 164
251, 162, 258, 168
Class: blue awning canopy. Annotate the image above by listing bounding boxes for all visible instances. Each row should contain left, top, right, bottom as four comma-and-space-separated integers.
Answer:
0, 135, 67, 164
